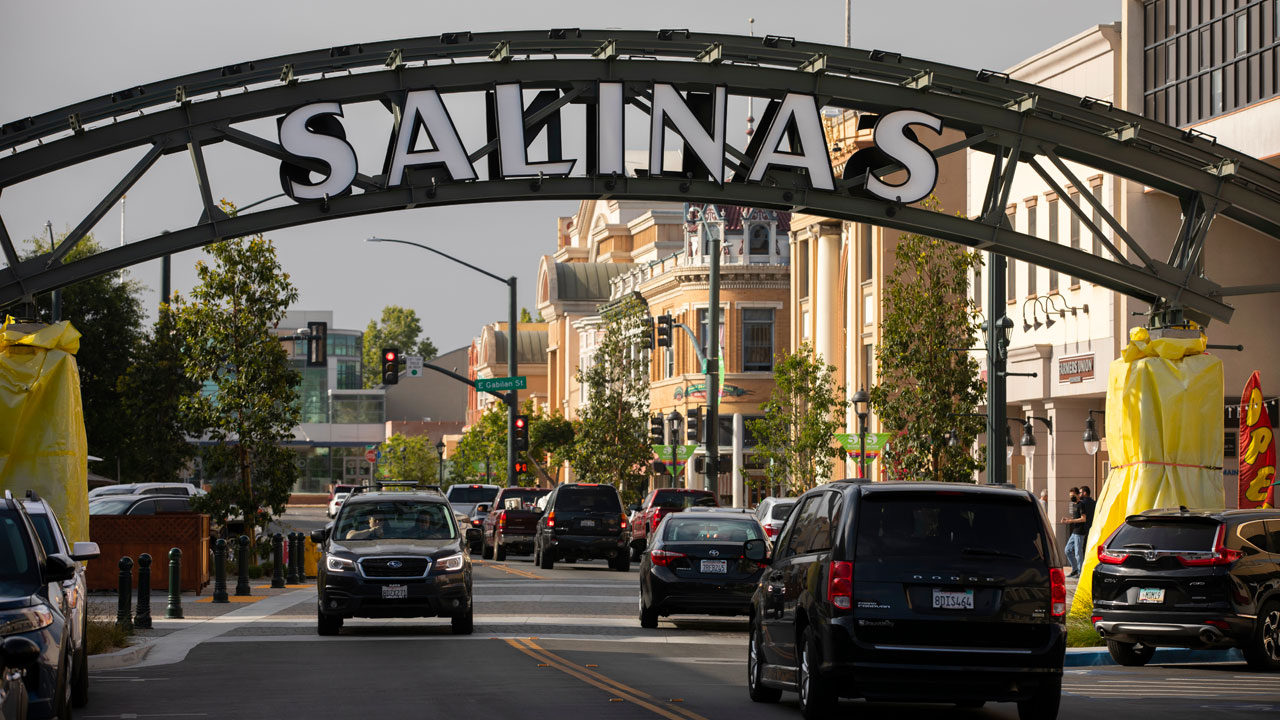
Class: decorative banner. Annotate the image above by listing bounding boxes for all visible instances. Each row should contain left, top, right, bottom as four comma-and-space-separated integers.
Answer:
652, 444, 698, 476
1239, 371, 1276, 509
675, 382, 750, 401
836, 432, 892, 458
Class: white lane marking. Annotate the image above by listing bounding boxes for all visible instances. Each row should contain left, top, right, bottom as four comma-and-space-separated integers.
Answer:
132, 589, 316, 668
203, 632, 747, 645
474, 594, 636, 602
475, 582, 636, 589
146, 614, 670, 628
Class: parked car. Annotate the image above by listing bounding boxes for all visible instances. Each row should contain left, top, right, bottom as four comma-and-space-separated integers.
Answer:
745, 480, 1066, 719
638, 510, 769, 628
628, 488, 718, 561
327, 492, 351, 519
1091, 507, 1280, 669
482, 487, 551, 560
312, 490, 474, 635
21, 492, 100, 708
445, 483, 501, 517
533, 483, 630, 572
88, 482, 204, 499
0, 491, 80, 720
753, 497, 796, 541
87, 494, 192, 516
0, 636, 39, 720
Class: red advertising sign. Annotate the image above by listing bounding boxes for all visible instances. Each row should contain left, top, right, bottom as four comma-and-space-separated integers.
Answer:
1239, 372, 1276, 509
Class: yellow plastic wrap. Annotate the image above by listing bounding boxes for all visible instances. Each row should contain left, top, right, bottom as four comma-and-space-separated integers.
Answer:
0, 318, 90, 544
1071, 326, 1224, 614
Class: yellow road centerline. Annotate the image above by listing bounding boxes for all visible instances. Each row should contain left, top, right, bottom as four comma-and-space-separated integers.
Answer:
476, 561, 544, 580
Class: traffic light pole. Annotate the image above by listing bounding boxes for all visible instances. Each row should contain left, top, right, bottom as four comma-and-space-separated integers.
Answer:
507, 275, 518, 488
986, 253, 1008, 485
705, 230, 720, 493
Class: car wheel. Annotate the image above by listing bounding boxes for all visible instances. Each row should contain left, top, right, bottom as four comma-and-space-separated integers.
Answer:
317, 608, 343, 636
1016, 676, 1061, 720
747, 621, 782, 703
639, 594, 659, 629
451, 606, 474, 635
55, 647, 72, 720
1106, 639, 1155, 667
495, 542, 507, 562
482, 538, 494, 560
798, 626, 837, 719
612, 554, 630, 572
630, 545, 642, 562
539, 545, 555, 570
1244, 600, 1280, 671
71, 613, 89, 707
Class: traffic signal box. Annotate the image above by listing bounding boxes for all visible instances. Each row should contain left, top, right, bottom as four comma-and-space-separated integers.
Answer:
687, 406, 702, 442
656, 314, 673, 348
640, 316, 654, 351
381, 347, 401, 385
514, 415, 529, 452
649, 415, 664, 444
514, 461, 529, 474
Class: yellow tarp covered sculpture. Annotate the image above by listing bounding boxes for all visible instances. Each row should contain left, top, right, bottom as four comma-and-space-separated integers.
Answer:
0, 318, 90, 544
1071, 326, 1224, 614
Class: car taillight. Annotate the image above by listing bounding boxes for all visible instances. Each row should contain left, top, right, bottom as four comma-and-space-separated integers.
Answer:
827, 561, 853, 610
1097, 525, 1127, 564
546, 511, 555, 529
1204, 619, 1230, 630
650, 549, 686, 568
1091, 615, 1102, 624
1177, 524, 1242, 567
472, 519, 482, 527
1050, 567, 1066, 617
620, 513, 628, 530
498, 514, 506, 529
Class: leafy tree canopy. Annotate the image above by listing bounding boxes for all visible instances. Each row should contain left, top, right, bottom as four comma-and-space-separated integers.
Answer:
362, 306, 437, 387
379, 433, 441, 487
450, 405, 507, 484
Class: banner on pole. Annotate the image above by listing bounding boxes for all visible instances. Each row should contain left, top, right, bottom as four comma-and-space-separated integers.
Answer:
835, 432, 891, 458
1239, 371, 1276, 509
652, 444, 698, 476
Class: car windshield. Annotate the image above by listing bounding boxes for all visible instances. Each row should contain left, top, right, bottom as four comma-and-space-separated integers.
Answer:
89, 497, 138, 515
770, 502, 795, 520
0, 511, 37, 588
336, 501, 457, 541
663, 517, 762, 542
1109, 520, 1220, 552
558, 487, 622, 513
27, 515, 59, 556
856, 493, 1047, 561
653, 490, 716, 509
447, 486, 500, 504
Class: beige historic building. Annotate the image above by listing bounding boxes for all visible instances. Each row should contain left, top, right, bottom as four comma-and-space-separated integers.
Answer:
464, 321, 548, 426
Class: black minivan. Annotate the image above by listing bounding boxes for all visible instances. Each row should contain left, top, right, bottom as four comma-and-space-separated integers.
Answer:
534, 483, 630, 572
744, 480, 1066, 719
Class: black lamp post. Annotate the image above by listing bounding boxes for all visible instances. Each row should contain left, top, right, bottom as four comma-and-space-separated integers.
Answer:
435, 440, 446, 485
1019, 416, 1054, 465
851, 388, 870, 479
1082, 410, 1104, 456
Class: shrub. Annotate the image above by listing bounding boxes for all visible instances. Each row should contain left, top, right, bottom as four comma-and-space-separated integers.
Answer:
86, 616, 133, 655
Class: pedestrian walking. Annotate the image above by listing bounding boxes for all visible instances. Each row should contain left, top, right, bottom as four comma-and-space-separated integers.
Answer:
1059, 487, 1089, 577
1078, 485, 1097, 538
1038, 488, 1048, 513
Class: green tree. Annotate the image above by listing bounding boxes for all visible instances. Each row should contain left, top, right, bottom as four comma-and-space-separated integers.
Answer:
870, 205, 986, 483
173, 201, 301, 543
450, 405, 506, 484
520, 307, 543, 323
527, 402, 575, 484
747, 342, 848, 496
115, 305, 201, 483
570, 295, 651, 504
379, 433, 440, 486
362, 306, 437, 387
22, 231, 146, 480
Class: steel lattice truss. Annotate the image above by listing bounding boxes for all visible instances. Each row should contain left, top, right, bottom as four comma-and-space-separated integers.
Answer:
3, 29, 1278, 323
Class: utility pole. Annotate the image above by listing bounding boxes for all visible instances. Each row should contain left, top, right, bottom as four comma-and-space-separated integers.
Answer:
507, 276, 518, 488
986, 252, 1008, 485
705, 225, 721, 493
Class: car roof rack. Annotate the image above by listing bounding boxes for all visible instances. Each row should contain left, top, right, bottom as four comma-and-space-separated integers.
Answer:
24, 489, 42, 502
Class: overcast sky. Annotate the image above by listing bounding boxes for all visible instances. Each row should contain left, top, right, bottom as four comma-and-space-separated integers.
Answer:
0, 0, 1120, 353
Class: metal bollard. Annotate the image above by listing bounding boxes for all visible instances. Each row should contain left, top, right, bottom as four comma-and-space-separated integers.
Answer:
134, 553, 153, 629
235, 535, 252, 596
212, 538, 229, 603
271, 533, 286, 588
286, 532, 300, 584
116, 556, 133, 631
166, 548, 184, 619
295, 532, 307, 582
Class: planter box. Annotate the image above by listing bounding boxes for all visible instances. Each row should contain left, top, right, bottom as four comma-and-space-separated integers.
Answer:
87, 513, 210, 593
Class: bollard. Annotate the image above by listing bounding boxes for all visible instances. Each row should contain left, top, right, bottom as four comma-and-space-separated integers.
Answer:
212, 538, 229, 603
295, 532, 307, 582
116, 556, 133, 631
271, 533, 286, 588
166, 548, 184, 619
235, 535, 252, 596
286, 532, 300, 584
134, 553, 153, 629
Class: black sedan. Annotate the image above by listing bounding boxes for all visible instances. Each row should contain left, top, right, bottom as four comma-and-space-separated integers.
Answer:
638, 511, 769, 628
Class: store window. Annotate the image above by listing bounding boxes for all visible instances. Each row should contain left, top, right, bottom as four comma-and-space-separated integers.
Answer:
742, 309, 775, 372
1068, 192, 1082, 286
748, 224, 771, 260
1047, 198, 1059, 293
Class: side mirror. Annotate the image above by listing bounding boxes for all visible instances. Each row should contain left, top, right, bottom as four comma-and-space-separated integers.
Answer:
743, 538, 768, 563
465, 527, 482, 543
476, 503, 490, 513
628, 503, 641, 514
0, 636, 40, 670
71, 541, 101, 562
310, 527, 329, 545
42, 554, 76, 583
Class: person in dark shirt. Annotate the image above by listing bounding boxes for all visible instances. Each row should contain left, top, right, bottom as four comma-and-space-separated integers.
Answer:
1078, 486, 1097, 539
1060, 487, 1087, 577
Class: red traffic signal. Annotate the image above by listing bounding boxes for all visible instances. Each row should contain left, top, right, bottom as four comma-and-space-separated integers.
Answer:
514, 414, 529, 452
381, 347, 401, 385
514, 461, 528, 474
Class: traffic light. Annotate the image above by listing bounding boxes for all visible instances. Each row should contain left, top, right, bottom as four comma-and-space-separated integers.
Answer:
686, 406, 702, 442
640, 316, 654, 351
514, 415, 529, 452
656, 314, 673, 348
514, 461, 528, 474
381, 347, 400, 385
306, 321, 328, 367
649, 415, 664, 444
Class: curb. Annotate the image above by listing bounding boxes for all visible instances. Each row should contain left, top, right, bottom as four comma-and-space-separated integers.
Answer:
88, 638, 153, 670
1066, 645, 1245, 667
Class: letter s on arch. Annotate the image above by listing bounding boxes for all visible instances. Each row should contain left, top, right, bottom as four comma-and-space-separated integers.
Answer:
278, 102, 358, 201
865, 110, 943, 205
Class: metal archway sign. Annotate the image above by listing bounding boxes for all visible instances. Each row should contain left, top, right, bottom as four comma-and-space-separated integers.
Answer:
3, 29, 1279, 322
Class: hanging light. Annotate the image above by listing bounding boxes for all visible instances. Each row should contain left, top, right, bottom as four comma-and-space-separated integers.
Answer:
1020, 419, 1036, 462
1082, 415, 1100, 456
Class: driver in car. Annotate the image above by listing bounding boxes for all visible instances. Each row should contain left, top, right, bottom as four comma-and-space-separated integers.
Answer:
412, 510, 450, 540
346, 513, 386, 540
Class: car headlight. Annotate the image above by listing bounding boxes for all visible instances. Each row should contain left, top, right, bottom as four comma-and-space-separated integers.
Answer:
434, 553, 465, 573
0, 605, 54, 635
325, 555, 355, 573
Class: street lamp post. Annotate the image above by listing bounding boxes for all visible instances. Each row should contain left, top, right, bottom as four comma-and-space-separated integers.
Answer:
851, 388, 869, 479
666, 410, 683, 490
1082, 410, 1104, 456
435, 440, 446, 485
1019, 416, 1054, 467
367, 237, 518, 488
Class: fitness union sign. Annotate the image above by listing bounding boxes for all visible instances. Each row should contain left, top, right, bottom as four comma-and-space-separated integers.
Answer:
276, 82, 944, 205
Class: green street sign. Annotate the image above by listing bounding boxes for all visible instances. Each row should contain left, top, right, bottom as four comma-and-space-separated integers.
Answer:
475, 376, 527, 392
836, 432, 892, 456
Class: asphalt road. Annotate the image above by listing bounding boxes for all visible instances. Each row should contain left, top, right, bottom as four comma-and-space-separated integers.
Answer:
82, 517, 1280, 720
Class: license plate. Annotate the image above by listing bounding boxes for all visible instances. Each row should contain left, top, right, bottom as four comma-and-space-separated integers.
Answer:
580, 519, 596, 528
381, 584, 407, 599
1138, 588, 1165, 604
700, 559, 728, 574
932, 589, 974, 610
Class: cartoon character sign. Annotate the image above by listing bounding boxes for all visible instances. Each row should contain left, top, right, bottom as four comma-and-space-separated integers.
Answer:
1239, 371, 1276, 509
